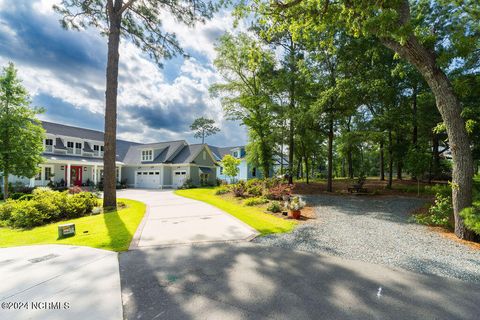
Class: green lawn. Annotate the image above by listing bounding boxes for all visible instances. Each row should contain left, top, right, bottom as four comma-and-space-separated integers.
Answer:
175, 188, 297, 236
0, 198, 146, 251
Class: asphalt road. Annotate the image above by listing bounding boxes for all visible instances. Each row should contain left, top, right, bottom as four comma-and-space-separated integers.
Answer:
119, 242, 480, 320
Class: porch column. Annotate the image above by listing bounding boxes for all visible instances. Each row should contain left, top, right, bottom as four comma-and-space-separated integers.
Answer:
66, 163, 71, 186
29, 177, 35, 188
93, 165, 98, 185
118, 166, 122, 183
40, 166, 45, 187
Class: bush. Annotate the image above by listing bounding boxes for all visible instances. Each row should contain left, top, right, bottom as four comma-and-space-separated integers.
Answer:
231, 180, 247, 197
415, 193, 453, 228
18, 194, 34, 201
68, 186, 83, 194
244, 197, 269, 206
179, 179, 196, 189
265, 184, 292, 200
246, 184, 263, 197
267, 201, 282, 213
425, 184, 451, 197
0, 188, 99, 229
215, 186, 229, 195
9, 192, 26, 200
460, 202, 480, 236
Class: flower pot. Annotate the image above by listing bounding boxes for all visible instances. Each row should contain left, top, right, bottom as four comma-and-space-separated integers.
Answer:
288, 210, 301, 219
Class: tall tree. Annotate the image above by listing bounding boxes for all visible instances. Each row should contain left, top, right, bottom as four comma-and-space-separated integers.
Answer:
211, 33, 276, 177
55, 0, 215, 208
261, 0, 478, 239
190, 117, 220, 144
0, 63, 45, 199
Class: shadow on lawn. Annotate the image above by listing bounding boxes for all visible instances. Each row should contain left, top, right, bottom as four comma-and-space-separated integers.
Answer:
103, 205, 131, 250
119, 243, 480, 320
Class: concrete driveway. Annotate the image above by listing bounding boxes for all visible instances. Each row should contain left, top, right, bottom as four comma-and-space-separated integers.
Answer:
117, 189, 258, 248
120, 242, 480, 320
0, 245, 122, 320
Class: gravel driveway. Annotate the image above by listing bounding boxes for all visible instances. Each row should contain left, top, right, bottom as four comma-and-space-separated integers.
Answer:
254, 195, 480, 282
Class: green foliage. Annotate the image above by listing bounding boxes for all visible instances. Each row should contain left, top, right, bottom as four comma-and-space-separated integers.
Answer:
246, 179, 264, 196
415, 193, 453, 228
0, 63, 45, 199
178, 179, 196, 190
244, 196, 269, 206
267, 201, 282, 213
0, 188, 99, 229
214, 186, 229, 195
9, 193, 27, 200
460, 203, 480, 235
190, 117, 220, 143
265, 184, 292, 200
221, 154, 241, 180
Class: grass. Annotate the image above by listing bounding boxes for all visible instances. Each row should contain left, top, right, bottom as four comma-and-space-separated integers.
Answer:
175, 187, 297, 236
0, 198, 146, 252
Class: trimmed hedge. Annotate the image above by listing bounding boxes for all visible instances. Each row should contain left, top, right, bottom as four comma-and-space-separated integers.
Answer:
0, 187, 99, 229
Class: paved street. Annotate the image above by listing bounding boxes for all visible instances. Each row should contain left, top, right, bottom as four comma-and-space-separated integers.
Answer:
120, 242, 480, 320
0, 245, 122, 320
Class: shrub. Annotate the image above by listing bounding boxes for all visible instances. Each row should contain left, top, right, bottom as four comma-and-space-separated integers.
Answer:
18, 194, 34, 201
267, 201, 282, 213
0, 188, 99, 229
425, 184, 451, 197
247, 184, 263, 197
460, 202, 480, 235
215, 186, 229, 195
415, 193, 453, 228
263, 177, 282, 189
285, 196, 306, 211
179, 179, 196, 189
231, 180, 247, 197
244, 197, 269, 206
9, 193, 26, 200
265, 184, 292, 200
68, 186, 83, 194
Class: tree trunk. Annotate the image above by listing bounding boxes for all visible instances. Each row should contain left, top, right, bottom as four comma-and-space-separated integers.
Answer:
387, 130, 393, 189
412, 86, 418, 146
297, 156, 302, 179
327, 118, 334, 192
432, 134, 441, 179
396, 136, 402, 180
288, 119, 294, 184
3, 174, 8, 200
382, 7, 474, 239
380, 140, 385, 181
347, 149, 353, 179
103, 9, 122, 209
304, 152, 309, 184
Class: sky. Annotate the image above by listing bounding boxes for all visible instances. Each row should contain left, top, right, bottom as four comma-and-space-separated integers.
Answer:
0, 0, 248, 147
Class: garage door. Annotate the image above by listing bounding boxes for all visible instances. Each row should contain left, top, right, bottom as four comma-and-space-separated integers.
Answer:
135, 170, 161, 188
173, 170, 187, 188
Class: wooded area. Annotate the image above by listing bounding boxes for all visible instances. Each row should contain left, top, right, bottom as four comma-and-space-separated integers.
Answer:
212, 0, 480, 239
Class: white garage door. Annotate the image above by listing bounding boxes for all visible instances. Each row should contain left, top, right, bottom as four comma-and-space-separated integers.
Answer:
135, 170, 161, 189
173, 170, 187, 188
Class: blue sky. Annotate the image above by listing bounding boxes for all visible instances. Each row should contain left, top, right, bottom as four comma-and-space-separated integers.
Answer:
0, 0, 247, 146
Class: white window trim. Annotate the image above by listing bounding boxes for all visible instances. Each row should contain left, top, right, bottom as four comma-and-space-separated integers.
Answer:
141, 149, 154, 161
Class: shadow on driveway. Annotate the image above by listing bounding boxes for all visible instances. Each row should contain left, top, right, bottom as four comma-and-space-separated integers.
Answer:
119, 242, 480, 320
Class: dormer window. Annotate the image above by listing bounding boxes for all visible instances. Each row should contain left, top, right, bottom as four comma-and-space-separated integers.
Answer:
142, 149, 153, 161
233, 151, 238, 158
45, 139, 53, 153
67, 142, 74, 154
75, 142, 82, 155
93, 144, 104, 157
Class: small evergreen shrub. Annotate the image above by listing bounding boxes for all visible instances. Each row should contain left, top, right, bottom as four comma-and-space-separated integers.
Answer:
9, 193, 26, 200
415, 193, 453, 228
460, 202, 480, 236
244, 197, 269, 206
267, 201, 282, 213
247, 184, 263, 197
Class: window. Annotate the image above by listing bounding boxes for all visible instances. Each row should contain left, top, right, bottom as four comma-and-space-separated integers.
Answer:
75, 142, 82, 155
252, 167, 256, 177
67, 141, 74, 154
93, 145, 100, 156
44, 167, 53, 180
100, 146, 104, 156
155, 172, 160, 175
233, 151, 238, 158
200, 173, 209, 186
220, 167, 223, 175
141, 149, 153, 161
45, 139, 53, 152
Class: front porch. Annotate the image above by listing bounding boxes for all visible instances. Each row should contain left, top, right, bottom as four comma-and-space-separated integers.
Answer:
32, 161, 123, 188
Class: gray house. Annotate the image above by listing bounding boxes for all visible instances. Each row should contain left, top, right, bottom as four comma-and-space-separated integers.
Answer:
7, 121, 218, 189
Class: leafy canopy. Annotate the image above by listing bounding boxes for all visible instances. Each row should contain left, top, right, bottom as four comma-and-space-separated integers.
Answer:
190, 117, 220, 143
221, 154, 241, 179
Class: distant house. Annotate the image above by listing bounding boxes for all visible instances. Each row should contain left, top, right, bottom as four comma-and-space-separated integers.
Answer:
209, 146, 264, 183
5, 121, 217, 189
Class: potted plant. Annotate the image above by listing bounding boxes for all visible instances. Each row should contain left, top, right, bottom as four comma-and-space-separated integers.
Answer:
285, 196, 306, 219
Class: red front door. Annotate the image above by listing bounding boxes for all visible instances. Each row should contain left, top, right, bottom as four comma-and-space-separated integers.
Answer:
66, 166, 83, 186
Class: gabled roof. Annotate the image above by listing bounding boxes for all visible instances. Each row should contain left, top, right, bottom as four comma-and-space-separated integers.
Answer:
170, 144, 205, 164
121, 140, 186, 165
209, 145, 245, 161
